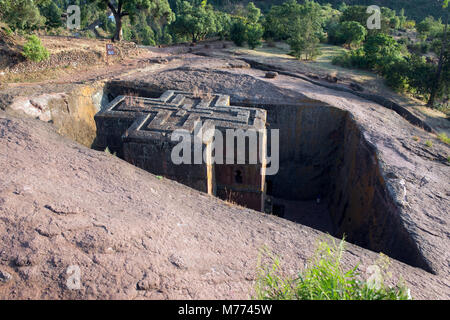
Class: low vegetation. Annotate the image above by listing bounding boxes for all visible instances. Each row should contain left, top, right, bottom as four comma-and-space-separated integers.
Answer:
22, 34, 50, 62
254, 237, 411, 300
438, 132, 450, 144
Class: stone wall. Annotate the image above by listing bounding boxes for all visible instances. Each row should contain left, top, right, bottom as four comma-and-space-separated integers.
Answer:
235, 100, 430, 270
329, 114, 432, 272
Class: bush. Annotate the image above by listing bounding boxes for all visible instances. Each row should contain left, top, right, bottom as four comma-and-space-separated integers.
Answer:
383, 59, 410, 91
363, 34, 403, 71
22, 35, 49, 62
246, 23, 263, 49
338, 21, 367, 47
332, 48, 368, 69
230, 20, 247, 47
254, 237, 411, 300
437, 133, 450, 145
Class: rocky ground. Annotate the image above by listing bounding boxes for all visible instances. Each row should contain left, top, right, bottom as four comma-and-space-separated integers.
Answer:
1, 112, 449, 300
0, 39, 449, 299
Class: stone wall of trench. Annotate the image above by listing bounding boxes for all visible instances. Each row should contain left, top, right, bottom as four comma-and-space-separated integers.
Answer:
242, 100, 431, 272
329, 114, 432, 272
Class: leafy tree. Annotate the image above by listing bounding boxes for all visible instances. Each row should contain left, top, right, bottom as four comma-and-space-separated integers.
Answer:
338, 21, 367, 48
417, 16, 444, 40
121, 1, 173, 45
39, 1, 63, 29
170, 0, 218, 43
290, 0, 324, 60
407, 55, 437, 97
230, 18, 247, 46
229, 2, 262, 48
398, 8, 407, 29
246, 22, 263, 49
263, 0, 302, 41
428, 1, 449, 107
88, 0, 173, 41
340, 5, 398, 34
363, 33, 403, 71
263, 0, 324, 59
0, 0, 46, 31
215, 10, 231, 40
246, 1, 260, 24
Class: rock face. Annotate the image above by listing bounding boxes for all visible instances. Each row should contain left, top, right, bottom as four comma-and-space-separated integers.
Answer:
4, 84, 106, 147
1, 112, 449, 300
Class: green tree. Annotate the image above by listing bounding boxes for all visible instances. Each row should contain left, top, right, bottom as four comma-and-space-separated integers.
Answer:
289, 0, 324, 60
88, 0, 173, 42
340, 5, 397, 34
230, 18, 247, 46
229, 2, 262, 48
363, 33, 403, 71
246, 22, 263, 49
215, 10, 231, 40
246, 1, 260, 24
0, 0, 46, 31
338, 21, 367, 48
39, 1, 63, 29
428, 1, 449, 107
170, 0, 218, 43
263, 0, 302, 41
263, 0, 324, 59
398, 8, 407, 29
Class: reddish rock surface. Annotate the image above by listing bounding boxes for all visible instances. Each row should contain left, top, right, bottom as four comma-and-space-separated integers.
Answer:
0, 112, 449, 300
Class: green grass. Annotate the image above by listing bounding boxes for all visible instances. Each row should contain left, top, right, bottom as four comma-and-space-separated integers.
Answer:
104, 147, 117, 156
254, 237, 411, 300
425, 140, 433, 147
437, 133, 450, 145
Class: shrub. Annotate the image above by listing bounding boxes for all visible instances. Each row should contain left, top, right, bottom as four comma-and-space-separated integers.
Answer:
254, 237, 411, 300
82, 30, 96, 39
383, 59, 410, 91
230, 20, 247, 47
338, 21, 367, 48
246, 23, 264, 49
437, 133, 450, 145
363, 34, 403, 71
332, 48, 368, 69
22, 35, 49, 62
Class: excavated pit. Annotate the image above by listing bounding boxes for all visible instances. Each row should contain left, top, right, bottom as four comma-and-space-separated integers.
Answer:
43, 81, 427, 274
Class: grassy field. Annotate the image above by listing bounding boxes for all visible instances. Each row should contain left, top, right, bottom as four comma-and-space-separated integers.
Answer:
235, 42, 378, 80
